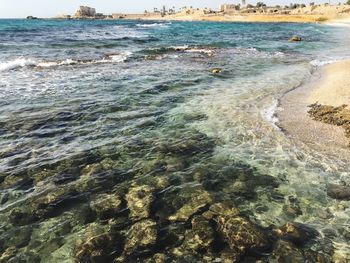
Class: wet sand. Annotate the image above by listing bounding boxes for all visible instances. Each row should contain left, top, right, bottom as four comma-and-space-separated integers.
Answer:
278, 60, 350, 158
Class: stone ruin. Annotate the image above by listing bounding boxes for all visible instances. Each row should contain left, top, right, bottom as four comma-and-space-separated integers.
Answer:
75, 6, 96, 18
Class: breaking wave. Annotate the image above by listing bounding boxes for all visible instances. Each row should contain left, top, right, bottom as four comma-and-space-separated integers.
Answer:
142, 45, 216, 57
310, 59, 339, 67
0, 52, 132, 72
136, 22, 172, 28
0, 57, 37, 72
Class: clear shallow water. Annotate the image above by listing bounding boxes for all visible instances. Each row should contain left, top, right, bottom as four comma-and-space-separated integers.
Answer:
1, 19, 350, 262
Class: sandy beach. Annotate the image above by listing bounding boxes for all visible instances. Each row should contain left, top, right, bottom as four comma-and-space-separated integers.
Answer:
278, 60, 350, 158
131, 13, 330, 23
121, 5, 350, 24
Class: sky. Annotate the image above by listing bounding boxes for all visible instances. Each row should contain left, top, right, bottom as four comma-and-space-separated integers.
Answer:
0, 0, 342, 18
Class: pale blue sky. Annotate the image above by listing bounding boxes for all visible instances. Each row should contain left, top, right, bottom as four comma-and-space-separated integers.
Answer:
0, 0, 341, 18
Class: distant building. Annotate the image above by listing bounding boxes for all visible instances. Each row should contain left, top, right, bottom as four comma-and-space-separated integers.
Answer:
219, 4, 236, 12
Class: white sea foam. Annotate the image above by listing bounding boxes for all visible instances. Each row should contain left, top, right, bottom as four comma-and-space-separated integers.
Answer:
184, 48, 214, 56
170, 45, 190, 50
136, 22, 171, 28
1, 52, 132, 72
106, 51, 133, 62
324, 22, 350, 27
170, 45, 214, 56
37, 59, 78, 68
310, 59, 339, 67
232, 47, 285, 58
0, 57, 36, 72
262, 99, 280, 129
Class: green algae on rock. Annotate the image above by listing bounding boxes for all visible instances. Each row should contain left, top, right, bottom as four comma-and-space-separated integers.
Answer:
90, 192, 122, 219
168, 187, 212, 222
119, 219, 158, 260
125, 184, 155, 220
202, 203, 271, 261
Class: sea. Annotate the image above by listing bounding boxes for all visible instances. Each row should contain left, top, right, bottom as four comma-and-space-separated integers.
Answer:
1, 19, 350, 262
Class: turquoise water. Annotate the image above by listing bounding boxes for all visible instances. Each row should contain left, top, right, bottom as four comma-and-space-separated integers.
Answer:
1, 19, 350, 262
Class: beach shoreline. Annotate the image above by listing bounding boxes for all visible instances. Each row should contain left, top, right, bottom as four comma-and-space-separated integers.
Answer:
278, 59, 350, 159
117, 12, 350, 24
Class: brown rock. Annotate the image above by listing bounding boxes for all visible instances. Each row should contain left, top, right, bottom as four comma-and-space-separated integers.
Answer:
327, 184, 350, 200
276, 222, 317, 246
123, 220, 158, 256
75, 232, 121, 263
289, 35, 302, 42
90, 193, 122, 218
125, 184, 155, 220
269, 240, 304, 263
207, 203, 269, 257
211, 68, 222, 74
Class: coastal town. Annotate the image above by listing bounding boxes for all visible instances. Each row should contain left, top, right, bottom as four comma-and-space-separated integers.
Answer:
49, 2, 350, 23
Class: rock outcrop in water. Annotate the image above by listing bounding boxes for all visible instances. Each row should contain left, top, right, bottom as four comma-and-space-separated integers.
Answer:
289, 35, 302, 41
26, 16, 38, 20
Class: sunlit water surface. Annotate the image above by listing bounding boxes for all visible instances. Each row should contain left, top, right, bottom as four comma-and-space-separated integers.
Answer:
1, 19, 350, 262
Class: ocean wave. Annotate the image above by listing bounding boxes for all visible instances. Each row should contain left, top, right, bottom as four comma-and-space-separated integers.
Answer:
262, 99, 280, 129
0, 52, 132, 72
310, 59, 339, 67
324, 22, 350, 27
0, 57, 36, 72
231, 47, 285, 58
136, 22, 171, 28
143, 45, 216, 57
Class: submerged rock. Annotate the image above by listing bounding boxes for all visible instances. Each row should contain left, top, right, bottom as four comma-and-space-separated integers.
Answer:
125, 184, 155, 220
168, 188, 212, 222
304, 249, 333, 263
90, 193, 122, 218
123, 220, 158, 257
75, 232, 122, 263
9, 207, 36, 226
283, 195, 302, 218
219, 248, 241, 263
327, 184, 350, 200
269, 240, 304, 263
32, 186, 82, 219
276, 222, 318, 246
27, 216, 72, 257
205, 203, 269, 258
2, 175, 33, 190
217, 216, 269, 252
2, 225, 32, 250
181, 215, 214, 252
0, 246, 17, 262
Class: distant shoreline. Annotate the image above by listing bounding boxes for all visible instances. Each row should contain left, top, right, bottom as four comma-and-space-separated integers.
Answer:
15, 4, 350, 24
10, 15, 348, 24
